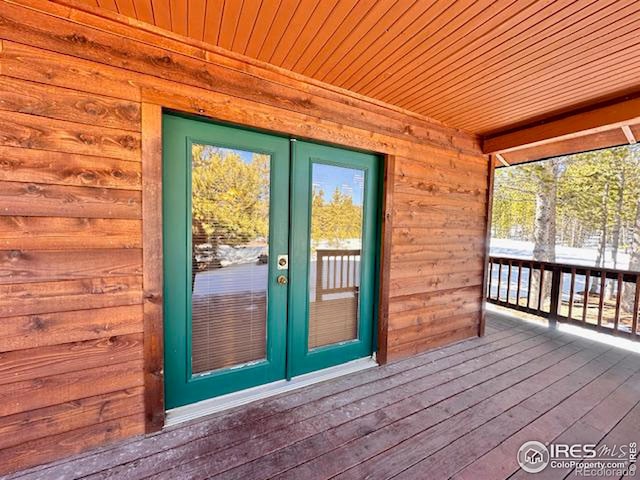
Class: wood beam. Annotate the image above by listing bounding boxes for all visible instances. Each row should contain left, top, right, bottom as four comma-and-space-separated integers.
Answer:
495, 153, 510, 167
622, 125, 637, 144
483, 95, 640, 154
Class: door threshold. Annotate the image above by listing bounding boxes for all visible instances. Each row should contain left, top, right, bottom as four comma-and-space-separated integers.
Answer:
165, 356, 378, 427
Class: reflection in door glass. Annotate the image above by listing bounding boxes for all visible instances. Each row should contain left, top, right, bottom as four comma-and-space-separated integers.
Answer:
308, 163, 365, 349
191, 144, 270, 374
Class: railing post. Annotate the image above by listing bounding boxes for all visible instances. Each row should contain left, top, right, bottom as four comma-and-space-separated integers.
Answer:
315, 250, 323, 302
549, 266, 561, 327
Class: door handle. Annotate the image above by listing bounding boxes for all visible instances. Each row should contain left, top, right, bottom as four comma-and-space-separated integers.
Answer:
277, 275, 288, 285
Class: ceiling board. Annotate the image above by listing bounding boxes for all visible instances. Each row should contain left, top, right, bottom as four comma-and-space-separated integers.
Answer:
414, 0, 637, 113
65, 0, 640, 137
186, 0, 207, 40
150, 0, 171, 30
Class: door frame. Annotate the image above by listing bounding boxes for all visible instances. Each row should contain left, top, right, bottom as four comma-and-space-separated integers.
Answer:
287, 140, 380, 377
162, 113, 291, 410
141, 106, 393, 432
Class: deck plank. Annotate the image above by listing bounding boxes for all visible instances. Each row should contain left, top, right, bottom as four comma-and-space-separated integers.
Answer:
564, 401, 640, 480
503, 371, 640, 480
85, 322, 551, 479
326, 343, 617, 479
5, 312, 640, 480
155, 329, 575, 479
397, 352, 640, 479
9, 319, 541, 480
211, 333, 580, 480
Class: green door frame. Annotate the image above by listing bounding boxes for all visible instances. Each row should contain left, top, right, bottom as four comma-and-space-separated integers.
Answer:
163, 113, 381, 408
163, 113, 290, 409
288, 140, 380, 377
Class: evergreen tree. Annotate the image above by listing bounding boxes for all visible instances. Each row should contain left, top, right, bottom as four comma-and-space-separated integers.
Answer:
191, 145, 270, 269
492, 143, 640, 313
311, 186, 363, 249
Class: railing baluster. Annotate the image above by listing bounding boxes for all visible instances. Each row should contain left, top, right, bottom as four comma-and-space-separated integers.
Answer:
352, 254, 356, 286
516, 261, 522, 306
549, 266, 560, 323
633, 276, 640, 337
488, 261, 494, 300
537, 265, 545, 312
598, 271, 606, 328
507, 260, 512, 304
527, 262, 532, 309
316, 251, 323, 301
497, 260, 502, 302
568, 268, 576, 320
344, 254, 348, 288
582, 269, 590, 324
614, 272, 623, 332
344, 254, 349, 287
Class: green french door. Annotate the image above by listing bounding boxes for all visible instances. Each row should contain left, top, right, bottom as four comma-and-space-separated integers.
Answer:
163, 113, 379, 409
288, 141, 379, 377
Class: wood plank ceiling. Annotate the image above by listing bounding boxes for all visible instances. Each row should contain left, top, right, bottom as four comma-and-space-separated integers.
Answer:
70, 0, 640, 137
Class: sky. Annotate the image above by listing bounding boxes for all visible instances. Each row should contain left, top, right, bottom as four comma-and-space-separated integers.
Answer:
214, 146, 365, 205
217, 146, 254, 164
312, 162, 364, 205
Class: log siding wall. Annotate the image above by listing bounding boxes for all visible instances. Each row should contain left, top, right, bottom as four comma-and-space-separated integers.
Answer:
0, 0, 489, 474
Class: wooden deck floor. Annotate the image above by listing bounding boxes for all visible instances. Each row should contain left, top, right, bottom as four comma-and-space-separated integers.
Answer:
6, 311, 640, 480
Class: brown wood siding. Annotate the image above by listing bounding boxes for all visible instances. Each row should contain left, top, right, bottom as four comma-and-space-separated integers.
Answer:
0, 0, 487, 474
386, 155, 487, 360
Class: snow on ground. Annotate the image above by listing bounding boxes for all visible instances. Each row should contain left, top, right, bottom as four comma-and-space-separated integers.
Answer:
490, 238, 630, 270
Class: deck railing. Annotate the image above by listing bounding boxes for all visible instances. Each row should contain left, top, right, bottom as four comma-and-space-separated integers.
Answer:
487, 256, 640, 340
315, 249, 360, 301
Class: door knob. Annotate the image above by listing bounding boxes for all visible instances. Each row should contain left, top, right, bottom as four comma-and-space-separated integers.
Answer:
277, 275, 288, 285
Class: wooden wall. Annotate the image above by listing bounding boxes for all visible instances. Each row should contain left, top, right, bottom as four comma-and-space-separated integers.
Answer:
0, 0, 489, 474
386, 155, 488, 359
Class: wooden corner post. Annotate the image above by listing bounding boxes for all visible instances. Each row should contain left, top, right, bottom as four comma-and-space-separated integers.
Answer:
142, 102, 165, 432
480, 155, 496, 336
377, 155, 395, 365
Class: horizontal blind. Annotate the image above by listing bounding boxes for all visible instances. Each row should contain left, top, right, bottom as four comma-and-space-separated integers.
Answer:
191, 143, 270, 374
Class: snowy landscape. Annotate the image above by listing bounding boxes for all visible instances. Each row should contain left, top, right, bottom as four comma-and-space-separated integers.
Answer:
490, 238, 632, 270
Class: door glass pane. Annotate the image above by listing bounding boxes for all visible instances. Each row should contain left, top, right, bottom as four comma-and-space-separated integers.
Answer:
308, 163, 365, 349
191, 144, 270, 374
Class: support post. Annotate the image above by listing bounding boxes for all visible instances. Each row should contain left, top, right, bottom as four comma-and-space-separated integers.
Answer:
549, 266, 561, 327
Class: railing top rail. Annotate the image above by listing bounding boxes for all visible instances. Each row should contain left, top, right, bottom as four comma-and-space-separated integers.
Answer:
488, 255, 640, 278
487, 254, 640, 341
316, 249, 361, 256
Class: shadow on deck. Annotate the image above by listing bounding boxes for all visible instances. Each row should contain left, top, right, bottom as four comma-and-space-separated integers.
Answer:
6, 311, 640, 480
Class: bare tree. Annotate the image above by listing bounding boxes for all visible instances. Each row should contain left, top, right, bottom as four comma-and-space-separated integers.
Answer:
622, 199, 640, 313
530, 158, 562, 308
629, 202, 640, 272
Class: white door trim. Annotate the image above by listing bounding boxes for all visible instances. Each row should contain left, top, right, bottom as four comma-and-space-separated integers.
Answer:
164, 355, 378, 427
